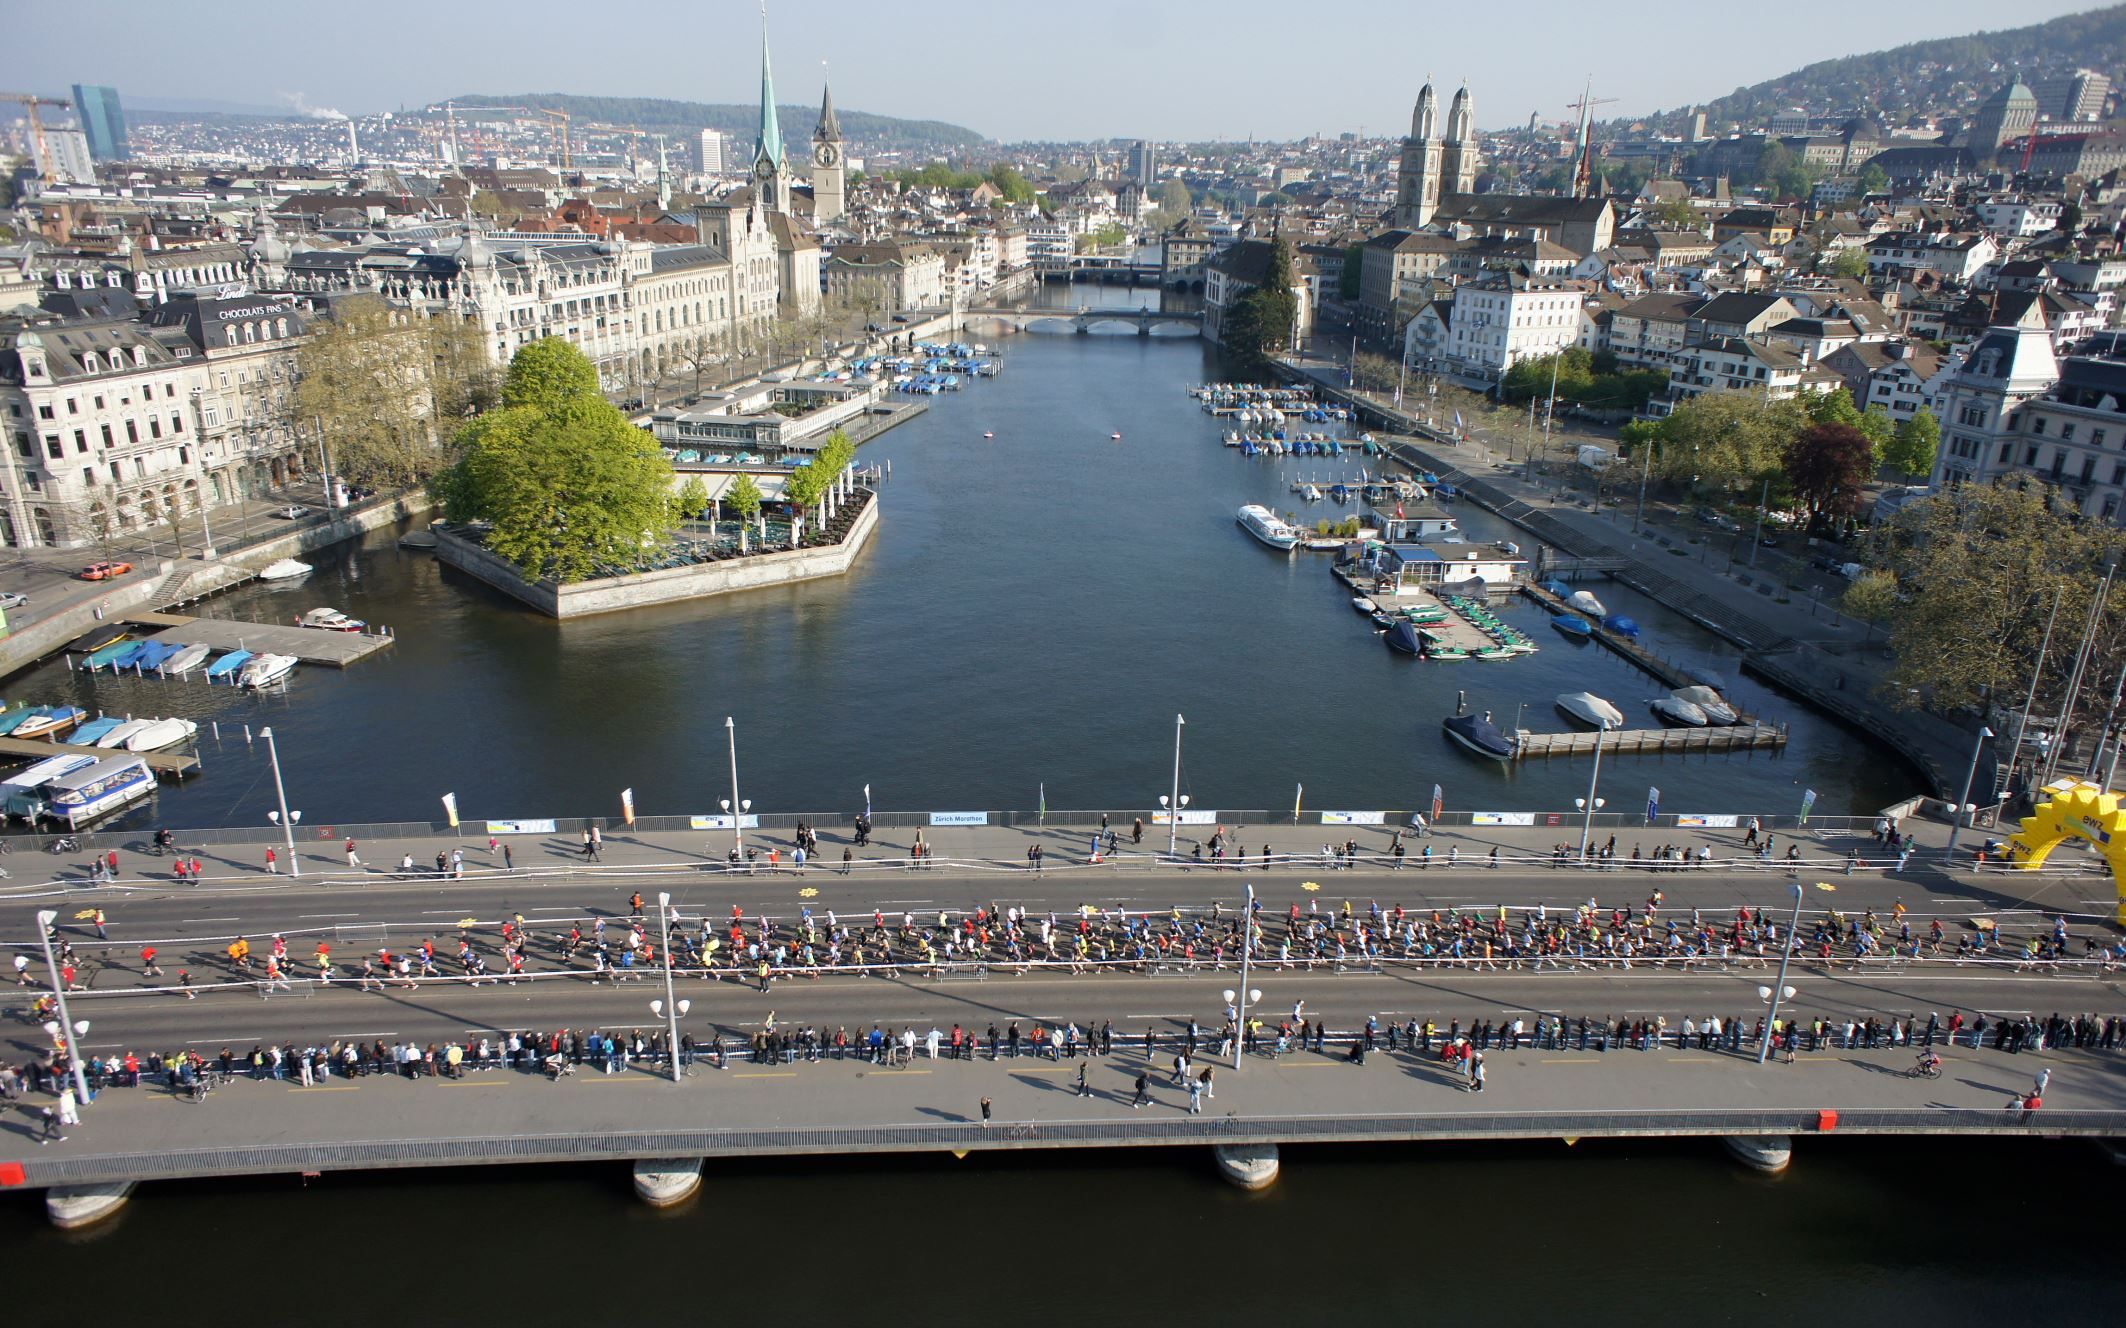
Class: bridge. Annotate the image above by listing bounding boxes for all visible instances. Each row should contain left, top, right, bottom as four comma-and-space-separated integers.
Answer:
960, 306, 1202, 338
6, 809, 2122, 1223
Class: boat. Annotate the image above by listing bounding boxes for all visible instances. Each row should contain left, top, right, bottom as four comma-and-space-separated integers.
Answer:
95, 719, 153, 749
0, 708, 43, 737
44, 755, 155, 828
1601, 615, 1642, 639
1351, 596, 1379, 616
1385, 620, 1422, 655
64, 624, 128, 655
1110, 432, 1122, 440
84, 639, 136, 671
258, 558, 311, 581
160, 643, 212, 676
1427, 646, 1471, 661
104, 641, 153, 671
1650, 696, 1710, 727
1540, 580, 1573, 599
1551, 614, 1594, 638
238, 654, 298, 689
1236, 505, 1300, 551
397, 529, 439, 550
1683, 666, 1729, 691
13, 706, 85, 739
203, 649, 253, 682
299, 607, 367, 632
122, 717, 198, 752
1557, 692, 1625, 729
1434, 485, 1460, 501
1567, 590, 1607, 617
1473, 646, 1517, 661
1443, 712, 1516, 762
0, 753, 99, 821
70, 717, 124, 746
982, 431, 995, 439
128, 641, 180, 672
1300, 484, 1322, 502
1671, 686, 1739, 725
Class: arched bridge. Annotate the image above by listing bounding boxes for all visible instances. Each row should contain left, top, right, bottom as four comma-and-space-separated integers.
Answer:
960, 307, 1203, 338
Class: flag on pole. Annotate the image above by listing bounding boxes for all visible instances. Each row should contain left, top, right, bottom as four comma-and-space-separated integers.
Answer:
621, 788, 636, 828
1431, 784, 1444, 821
1038, 782, 1046, 826
1646, 786, 1660, 822
1294, 783, 1304, 823
1799, 788, 1817, 825
1453, 410, 1464, 435
863, 783, 871, 820
441, 792, 459, 829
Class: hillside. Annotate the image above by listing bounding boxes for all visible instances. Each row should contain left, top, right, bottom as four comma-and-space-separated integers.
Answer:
438, 94, 986, 153
1666, 4, 2126, 130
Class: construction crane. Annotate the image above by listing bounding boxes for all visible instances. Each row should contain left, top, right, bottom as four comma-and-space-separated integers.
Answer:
538, 109, 572, 171
1564, 81, 1621, 199
446, 103, 571, 171
2, 92, 75, 184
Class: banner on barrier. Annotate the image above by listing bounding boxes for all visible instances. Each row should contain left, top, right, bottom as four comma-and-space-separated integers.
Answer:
691, 814, 760, 830
929, 811, 990, 826
1151, 810, 1220, 825
1470, 812, 1536, 826
483, 819, 556, 836
1675, 814, 1739, 829
1320, 811, 1386, 825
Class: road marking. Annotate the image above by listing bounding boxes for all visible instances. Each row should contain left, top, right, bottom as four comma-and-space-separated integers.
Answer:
1014, 1066, 1075, 1074
733, 1071, 798, 1078
1126, 1014, 1191, 1019
1540, 1057, 1600, 1063
180, 918, 240, 923
299, 913, 362, 919
440, 1079, 505, 1087
185, 1036, 257, 1043
1663, 1057, 1724, 1064
584, 1075, 655, 1084
287, 1085, 358, 1092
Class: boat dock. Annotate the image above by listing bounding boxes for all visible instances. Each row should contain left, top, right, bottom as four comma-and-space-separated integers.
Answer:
0, 732, 201, 776
1333, 570, 1499, 653
1512, 724, 1787, 759
1519, 583, 1702, 692
123, 613, 393, 668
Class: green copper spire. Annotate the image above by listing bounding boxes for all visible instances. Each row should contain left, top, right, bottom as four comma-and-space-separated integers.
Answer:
756, 18, 784, 172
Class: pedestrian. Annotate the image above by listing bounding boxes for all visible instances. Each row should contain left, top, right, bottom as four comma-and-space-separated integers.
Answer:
842, 846, 853, 874
57, 1084, 80, 1127
1471, 1051, 1486, 1093
38, 1106, 63, 1144
488, 834, 501, 855
583, 830, 596, 860
106, 849, 118, 878
2034, 1067, 2052, 1098
265, 846, 278, 874
451, 848, 464, 878
1076, 1063, 1092, 1097
1188, 1075, 1203, 1114
1132, 1072, 1150, 1108
979, 1095, 992, 1127
503, 843, 514, 871
140, 946, 161, 978
93, 908, 107, 940
345, 839, 361, 869
590, 824, 603, 860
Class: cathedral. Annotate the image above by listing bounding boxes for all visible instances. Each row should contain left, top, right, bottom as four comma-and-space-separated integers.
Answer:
1395, 82, 1478, 229
1391, 80, 1614, 257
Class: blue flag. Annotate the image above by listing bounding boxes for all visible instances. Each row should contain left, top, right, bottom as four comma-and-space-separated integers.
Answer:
1646, 786, 1660, 821
1799, 788, 1817, 825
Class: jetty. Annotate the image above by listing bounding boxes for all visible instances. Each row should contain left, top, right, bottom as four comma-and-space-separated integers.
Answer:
0, 731, 201, 776
122, 613, 392, 668
1512, 724, 1787, 758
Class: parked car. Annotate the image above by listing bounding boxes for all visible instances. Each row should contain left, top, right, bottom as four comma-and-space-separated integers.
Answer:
0, 592, 26, 610
270, 505, 310, 520
77, 561, 133, 581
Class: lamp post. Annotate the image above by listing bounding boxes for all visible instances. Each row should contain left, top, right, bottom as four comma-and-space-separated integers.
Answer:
652, 891, 690, 1083
1944, 726, 1995, 866
723, 716, 747, 860
1165, 712, 1186, 857
260, 726, 299, 877
1756, 880, 1805, 1065
1576, 720, 1614, 856
1225, 881, 1260, 1070
34, 910, 94, 1107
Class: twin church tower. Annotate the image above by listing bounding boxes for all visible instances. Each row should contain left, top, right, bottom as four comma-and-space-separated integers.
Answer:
747, 24, 845, 225
1394, 81, 1478, 228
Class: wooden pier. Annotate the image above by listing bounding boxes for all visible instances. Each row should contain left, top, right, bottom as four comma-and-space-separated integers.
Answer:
1512, 724, 1787, 759
0, 732, 201, 776
122, 613, 393, 668
1519, 583, 1701, 692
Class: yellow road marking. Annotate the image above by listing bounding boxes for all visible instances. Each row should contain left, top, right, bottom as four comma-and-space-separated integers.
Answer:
733, 1071, 798, 1078
440, 1079, 505, 1087
1014, 1066, 1076, 1074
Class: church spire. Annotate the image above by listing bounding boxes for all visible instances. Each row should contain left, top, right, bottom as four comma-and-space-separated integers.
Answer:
815, 71, 842, 145
755, 11, 784, 173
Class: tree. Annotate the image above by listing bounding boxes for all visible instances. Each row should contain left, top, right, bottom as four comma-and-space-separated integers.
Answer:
1220, 236, 1298, 374
1650, 198, 1700, 230
1842, 569, 1899, 643
1856, 162, 1890, 196
437, 339, 675, 583
2058, 201, 2083, 234
295, 296, 492, 489
1882, 408, 1941, 479
1338, 244, 1363, 301
727, 472, 764, 522
984, 165, 1036, 204
1645, 390, 1805, 493
1156, 179, 1192, 215
1828, 247, 1870, 279
674, 476, 710, 521
1784, 422, 1875, 521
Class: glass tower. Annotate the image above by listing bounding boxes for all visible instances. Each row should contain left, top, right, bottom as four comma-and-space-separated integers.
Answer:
71, 84, 129, 162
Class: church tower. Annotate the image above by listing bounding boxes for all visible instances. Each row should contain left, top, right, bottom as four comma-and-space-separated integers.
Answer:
811, 77, 845, 225
1440, 84, 1478, 197
749, 22, 786, 214
1395, 82, 1444, 228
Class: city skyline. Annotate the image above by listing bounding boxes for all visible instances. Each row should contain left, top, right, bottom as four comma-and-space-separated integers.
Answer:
0, 0, 2105, 143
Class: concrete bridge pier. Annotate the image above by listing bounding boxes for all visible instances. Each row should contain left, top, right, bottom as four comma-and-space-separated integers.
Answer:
1213, 1142, 1280, 1190
1723, 1135, 1793, 1174
631, 1158, 703, 1207
46, 1180, 136, 1229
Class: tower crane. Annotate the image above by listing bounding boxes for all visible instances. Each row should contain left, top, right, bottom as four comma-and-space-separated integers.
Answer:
445, 103, 572, 170
2, 92, 75, 184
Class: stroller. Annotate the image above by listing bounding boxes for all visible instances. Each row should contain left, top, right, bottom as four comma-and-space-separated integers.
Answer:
542, 1054, 576, 1082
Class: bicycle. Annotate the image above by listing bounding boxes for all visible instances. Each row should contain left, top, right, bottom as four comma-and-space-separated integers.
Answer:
1906, 1059, 1943, 1079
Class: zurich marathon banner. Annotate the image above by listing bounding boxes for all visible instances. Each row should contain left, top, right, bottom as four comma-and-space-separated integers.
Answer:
1151, 810, 1220, 826
1675, 814, 1740, 829
1470, 812, 1536, 826
690, 813, 760, 830
928, 811, 990, 827
1320, 811, 1387, 826
483, 819, 556, 836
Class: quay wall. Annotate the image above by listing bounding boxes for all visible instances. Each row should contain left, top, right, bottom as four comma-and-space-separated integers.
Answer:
434, 489, 878, 619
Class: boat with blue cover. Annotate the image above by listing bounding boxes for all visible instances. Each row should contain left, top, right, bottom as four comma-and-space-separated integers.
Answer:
1551, 614, 1594, 638
1443, 712, 1515, 762
203, 649, 253, 681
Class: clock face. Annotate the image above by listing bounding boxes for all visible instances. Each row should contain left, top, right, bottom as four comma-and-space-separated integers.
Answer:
754, 157, 776, 182
815, 143, 839, 168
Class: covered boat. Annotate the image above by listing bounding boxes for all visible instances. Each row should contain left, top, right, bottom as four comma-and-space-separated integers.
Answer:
1671, 686, 1739, 725
257, 558, 311, 581
160, 643, 212, 676
84, 639, 137, 671
1683, 666, 1728, 691
1385, 620, 1422, 655
1443, 712, 1515, 761
1567, 590, 1607, 616
1556, 692, 1624, 729
1551, 614, 1594, 638
95, 719, 153, 749
123, 717, 198, 752
1602, 615, 1642, 639
64, 625, 128, 655
203, 649, 253, 681
69, 717, 124, 745
1650, 696, 1709, 726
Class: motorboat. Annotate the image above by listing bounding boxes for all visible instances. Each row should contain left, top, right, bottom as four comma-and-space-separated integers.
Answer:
258, 558, 312, 581
1650, 696, 1709, 727
1683, 666, 1729, 691
13, 706, 85, 739
0, 708, 43, 737
1434, 485, 1460, 501
84, 639, 137, 671
95, 719, 154, 750
103, 641, 153, 671
1109, 432, 1123, 440
64, 624, 129, 655
1385, 620, 1422, 655
203, 649, 252, 682
128, 641, 181, 672
1300, 484, 1322, 502
239, 654, 298, 689
1236, 505, 1300, 551
982, 431, 996, 440
44, 755, 155, 828
1352, 596, 1380, 616
1602, 615, 1642, 639
1671, 686, 1739, 725
70, 717, 125, 746
0, 753, 99, 821
1552, 614, 1594, 638
1443, 712, 1516, 762
122, 717, 198, 752
299, 607, 367, 632
397, 528, 439, 550
1540, 580, 1573, 599
1567, 590, 1607, 617
1473, 646, 1518, 661
160, 643, 212, 676
1557, 692, 1625, 729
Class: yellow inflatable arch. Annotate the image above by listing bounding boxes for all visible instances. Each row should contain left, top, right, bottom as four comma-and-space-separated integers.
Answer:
2004, 779, 2126, 923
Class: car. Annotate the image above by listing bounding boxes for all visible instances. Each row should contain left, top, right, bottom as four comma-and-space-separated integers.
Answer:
270, 505, 311, 520
0, 592, 26, 611
891, 314, 910, 323
77, 561, 133, 582
864, 322, 884, 333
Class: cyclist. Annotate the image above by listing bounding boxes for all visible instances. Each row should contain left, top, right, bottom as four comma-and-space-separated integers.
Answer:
1914, 1048, 1943, 1077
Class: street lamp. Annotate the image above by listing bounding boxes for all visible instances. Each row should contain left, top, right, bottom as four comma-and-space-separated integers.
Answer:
34, 910, 94, 1107
1575, 717, 1614, 857
723, 716, 748, 860
1164, 712, 1187, 856
651, 891, 690, 1083
1944, 726, 1995, 866
1225, 882, 1260, 1070
260, 726, 299, 877
1756, 880, 1806, 1065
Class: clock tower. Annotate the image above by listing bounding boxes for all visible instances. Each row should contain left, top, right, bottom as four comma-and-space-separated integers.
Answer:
812, 79, 846, 225
749, 24, 785, 214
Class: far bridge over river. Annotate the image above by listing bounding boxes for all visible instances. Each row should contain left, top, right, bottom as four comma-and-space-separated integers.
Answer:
960, 307, 1203, 338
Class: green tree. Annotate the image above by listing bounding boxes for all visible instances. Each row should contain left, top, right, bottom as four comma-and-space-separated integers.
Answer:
1646, 390, 1805, 492
2058, 201, 2083, 234
295, 296, 492, 489
1650, 198, 1699, 230
437, 339, 675, 583
1220, 236, 1298, 373
985, 165, 1036, 204
1856, 162, 1889, 195
727, 472, 764, 522
1156, 179, 1192, 214
674, 476, 710, 520
1881, 407, 1941, 479
1842, 569, 1899, 643
1828, 247, 1870, 279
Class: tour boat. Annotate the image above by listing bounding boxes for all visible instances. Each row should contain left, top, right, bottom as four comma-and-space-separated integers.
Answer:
64, 624, 129, 655
12, 706, 85, 739
203, 649, 252, 682
1671, 686, 1739, 725
239, 653, 298, 689
299, 607, 367, 632
121, 717, 198, 752
1551, 614, 1594, 638
258, 558, 312, 581
0, 753, 99, 822
1567, 589, 1607, 617
160, 643, 212, 676
1236, 505, 1300, 551
1557, 692, 1624, 729
1650, 696, 1709, 727
45, 755, 155, 828
95, 719, 153, 749
1443, 712, 1516, 762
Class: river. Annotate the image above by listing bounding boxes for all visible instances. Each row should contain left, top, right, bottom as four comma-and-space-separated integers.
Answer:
1, 331, 1910, 834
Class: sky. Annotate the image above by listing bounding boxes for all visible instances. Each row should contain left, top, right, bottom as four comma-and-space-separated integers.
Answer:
1, 0, 2107, 142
